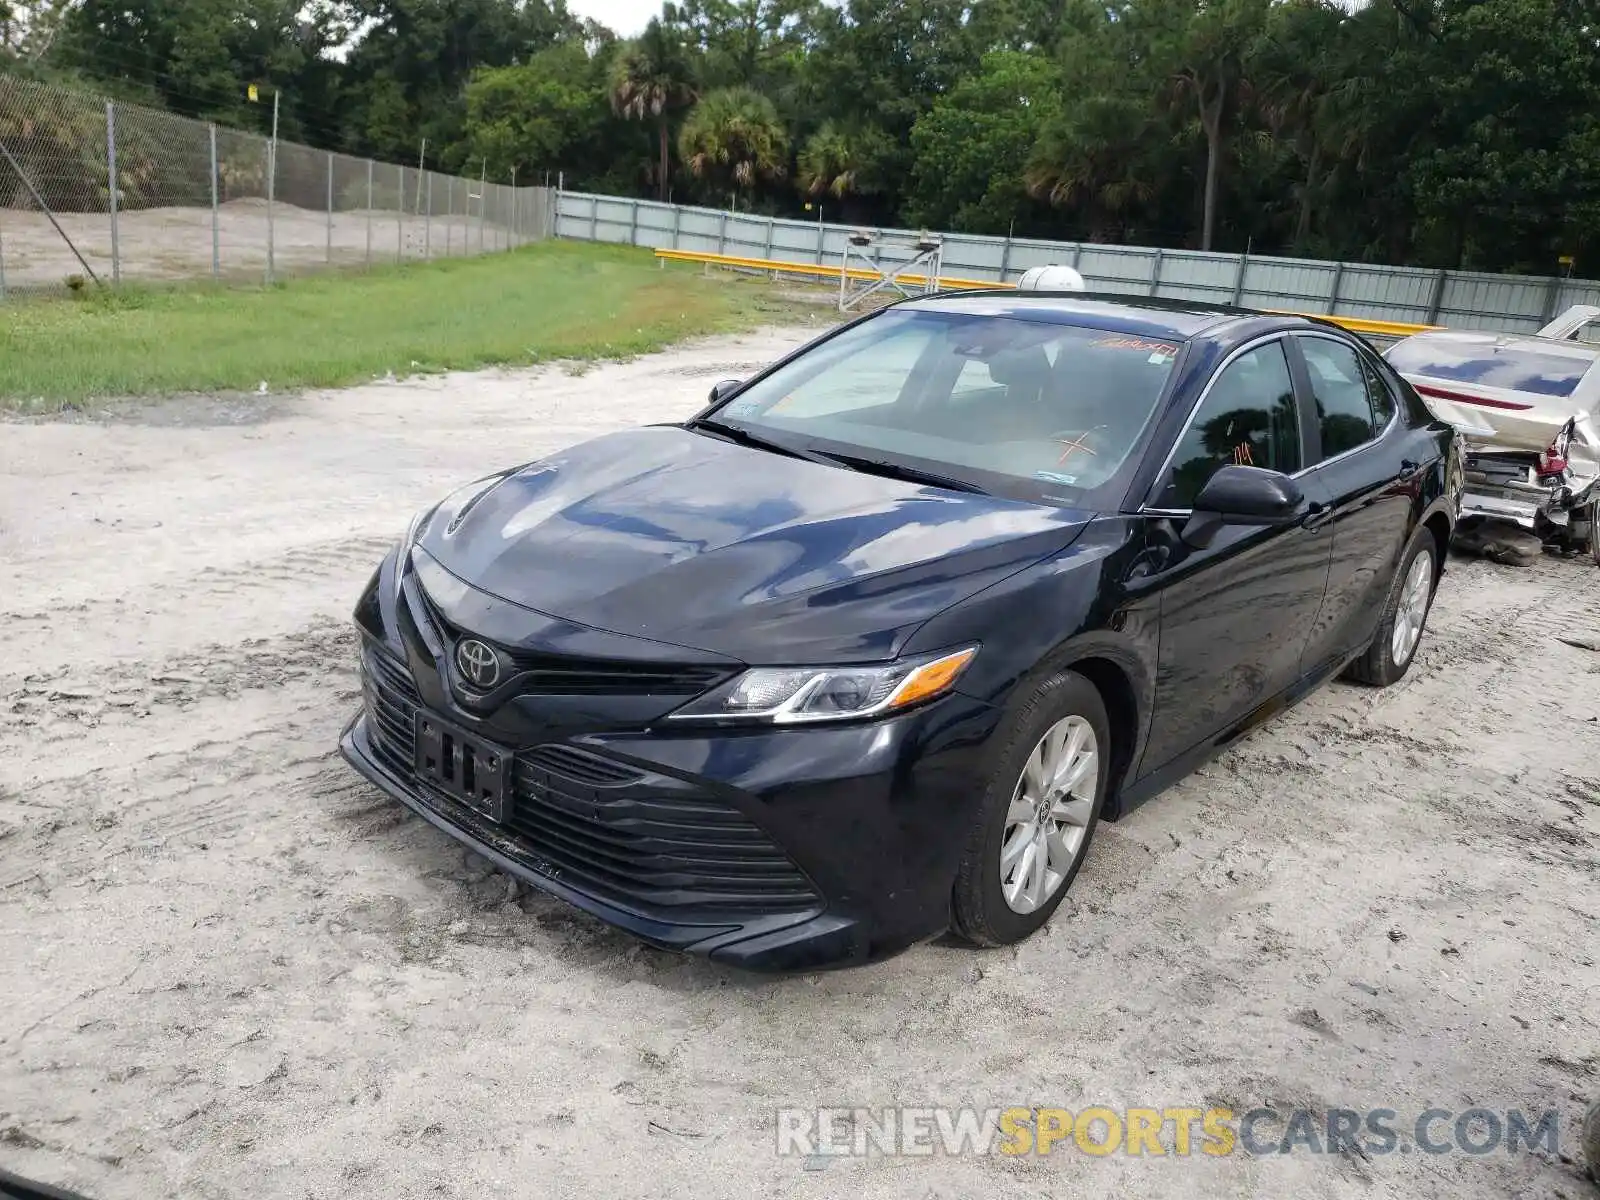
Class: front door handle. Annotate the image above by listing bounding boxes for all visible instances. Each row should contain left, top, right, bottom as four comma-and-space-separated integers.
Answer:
1302, 500, 1332, 530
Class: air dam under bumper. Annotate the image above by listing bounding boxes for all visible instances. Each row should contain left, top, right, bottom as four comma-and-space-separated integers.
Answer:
338, 676, 1002, 972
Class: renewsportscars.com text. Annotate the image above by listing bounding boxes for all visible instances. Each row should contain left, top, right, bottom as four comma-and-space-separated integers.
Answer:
774, 1105, 1561, 1158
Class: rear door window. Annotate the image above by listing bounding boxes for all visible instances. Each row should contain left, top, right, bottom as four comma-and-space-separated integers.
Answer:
1298, 336, 1378, 461
1360, 354, 1396, 427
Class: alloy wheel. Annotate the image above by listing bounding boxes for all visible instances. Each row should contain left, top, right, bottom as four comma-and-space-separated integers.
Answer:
1390, 547, 1435, 667
999, 715, 1098, 915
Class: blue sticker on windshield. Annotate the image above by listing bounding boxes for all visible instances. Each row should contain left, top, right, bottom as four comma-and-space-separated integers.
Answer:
1033, 470, 1079, 486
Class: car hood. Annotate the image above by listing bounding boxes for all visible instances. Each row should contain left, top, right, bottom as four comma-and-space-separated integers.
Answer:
415, 425, 1093, 663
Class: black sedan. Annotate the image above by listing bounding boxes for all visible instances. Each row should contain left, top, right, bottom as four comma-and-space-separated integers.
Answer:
339, 293, 1460, 971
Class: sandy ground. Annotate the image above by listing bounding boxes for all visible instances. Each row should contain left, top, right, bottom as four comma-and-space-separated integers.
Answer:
0, 199, 534, 291
2, 327, 1599, 1200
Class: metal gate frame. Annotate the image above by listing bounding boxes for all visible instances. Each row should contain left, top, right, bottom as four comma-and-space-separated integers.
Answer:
838, 230, 944, 312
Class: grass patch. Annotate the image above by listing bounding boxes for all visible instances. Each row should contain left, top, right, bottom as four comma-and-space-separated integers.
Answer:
0, 241, 826, 410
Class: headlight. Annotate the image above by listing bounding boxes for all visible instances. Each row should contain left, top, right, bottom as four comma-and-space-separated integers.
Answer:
393, 504, 436, 604
668, 646, 978, 725
401, 505, 432, 550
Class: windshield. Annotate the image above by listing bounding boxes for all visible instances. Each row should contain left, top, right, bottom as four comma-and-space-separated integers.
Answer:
1385, 338, 1596, 399
705, 308, 1181, 505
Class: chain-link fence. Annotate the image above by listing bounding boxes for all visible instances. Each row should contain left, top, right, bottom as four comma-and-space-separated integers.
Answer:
0, 75, 554, 297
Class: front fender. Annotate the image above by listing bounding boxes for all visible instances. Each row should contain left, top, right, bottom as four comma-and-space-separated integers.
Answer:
905, 517, 1159, 816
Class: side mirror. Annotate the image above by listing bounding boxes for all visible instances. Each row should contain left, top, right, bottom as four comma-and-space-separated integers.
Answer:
1181, 465, 1306, 548
709, 379, 742, 404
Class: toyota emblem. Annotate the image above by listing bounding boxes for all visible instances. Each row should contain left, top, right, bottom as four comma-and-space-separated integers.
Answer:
455, 638, 501, 689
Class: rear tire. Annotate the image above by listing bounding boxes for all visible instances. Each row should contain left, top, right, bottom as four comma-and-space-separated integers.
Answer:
951, 670, 1110, 947
1343, 526, 1439, 687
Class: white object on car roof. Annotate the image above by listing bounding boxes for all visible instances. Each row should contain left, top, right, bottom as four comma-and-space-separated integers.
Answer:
1016, 265, 1086, 292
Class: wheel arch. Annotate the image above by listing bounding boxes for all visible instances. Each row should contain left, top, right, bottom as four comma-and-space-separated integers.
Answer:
1421, 503, 1454, 584
1067, 655, 1142, 823
1009, 631, 1153, 825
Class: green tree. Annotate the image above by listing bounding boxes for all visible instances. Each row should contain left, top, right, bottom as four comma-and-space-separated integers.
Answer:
677, 0, 823, 93
1247, 0, 1361, 252
2, 0, 77, 63
1147, 0, 1271, 251
53, 0, 341, 134
462, 42, 611, 183
1022, 6, 1167, 243
791, 0, 982, 212
609, 15, 698, 201
1027, 96, 1163, 244
905, 50, 1056, 234
1399, 0, 1600, 271
335, 0, 577, 163
678, 84, 787, 207
795, 120, 890, 219
20, 0, 1600, 276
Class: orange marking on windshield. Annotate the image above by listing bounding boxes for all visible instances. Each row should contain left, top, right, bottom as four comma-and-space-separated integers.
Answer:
1091, 336, 1179, 357
1056, 434, 1099, 464
1232, 443, 1254, 466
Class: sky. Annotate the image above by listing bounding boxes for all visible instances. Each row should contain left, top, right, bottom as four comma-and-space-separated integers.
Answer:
563, 0, 1368, 40
568, 0, 661, 35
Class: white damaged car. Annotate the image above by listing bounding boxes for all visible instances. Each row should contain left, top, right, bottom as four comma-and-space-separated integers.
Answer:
1384, 305, 1600, 562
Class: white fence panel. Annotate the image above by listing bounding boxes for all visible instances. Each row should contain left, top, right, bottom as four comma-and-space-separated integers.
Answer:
551, 190, 1598, 329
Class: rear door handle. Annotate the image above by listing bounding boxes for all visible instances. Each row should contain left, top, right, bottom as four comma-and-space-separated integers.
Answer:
1398, 459, 1421, 481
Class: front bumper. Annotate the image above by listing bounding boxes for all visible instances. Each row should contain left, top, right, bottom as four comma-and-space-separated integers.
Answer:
340, 643, 1002, 972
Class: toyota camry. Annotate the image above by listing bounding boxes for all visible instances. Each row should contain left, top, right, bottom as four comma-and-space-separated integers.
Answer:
339, 293, 1460, 971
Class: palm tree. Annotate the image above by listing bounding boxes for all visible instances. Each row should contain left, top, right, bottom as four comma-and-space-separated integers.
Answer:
609, 16, 696, 202
1247, 0, 1361, 251
796, 121, 889, 220
1153, 0, 1271, 251
1025, 95, 1157, 243
797, 123, 860, 198
678, 86, 789, 209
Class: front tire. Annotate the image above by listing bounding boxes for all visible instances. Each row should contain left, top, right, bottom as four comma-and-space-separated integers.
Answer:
951, 670, 1110, 947
1344, 526, 1439, 687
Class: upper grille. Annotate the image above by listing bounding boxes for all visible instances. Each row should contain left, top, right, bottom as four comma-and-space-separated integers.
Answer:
357, 646, 819, 921
423, 602, 733, 698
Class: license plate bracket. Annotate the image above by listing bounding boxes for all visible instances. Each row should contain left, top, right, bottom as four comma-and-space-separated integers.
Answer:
414, 712, 511, 822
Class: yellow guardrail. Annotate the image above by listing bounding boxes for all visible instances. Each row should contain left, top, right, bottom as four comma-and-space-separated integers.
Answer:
654, 247, 1011, 291
1261, 310, 1440, 338
654, 247, 1439, 338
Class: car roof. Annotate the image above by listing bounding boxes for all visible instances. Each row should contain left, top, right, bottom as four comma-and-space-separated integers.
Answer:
901, 290, 1298, 343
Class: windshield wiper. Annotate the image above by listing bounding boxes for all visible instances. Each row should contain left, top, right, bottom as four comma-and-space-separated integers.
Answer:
689, 418, 832, 463
808, 450, 990, 495
692, 420, 989, 494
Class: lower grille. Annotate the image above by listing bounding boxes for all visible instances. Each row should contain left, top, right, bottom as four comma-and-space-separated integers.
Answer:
363, 649, 421, 778
358, 646, 820, 921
